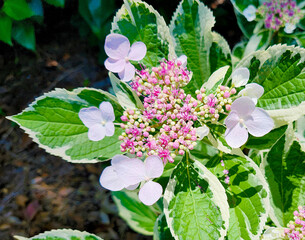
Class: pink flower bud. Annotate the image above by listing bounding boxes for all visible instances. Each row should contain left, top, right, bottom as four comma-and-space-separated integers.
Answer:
121, 116, 128, 121
220, 86, 226, 91
178, 150, 185, 155
136, 151, 143, 157
230, 88, 236, 95
223, 91, 230, 98
226, 105, 231, 111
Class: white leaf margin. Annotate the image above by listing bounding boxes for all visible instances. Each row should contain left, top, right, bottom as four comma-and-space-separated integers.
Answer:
7, 87, 120, 164
111, 0, 176, 59
14, 229, 103, 240
236, 44, 305, 128
163, 159, 230, 240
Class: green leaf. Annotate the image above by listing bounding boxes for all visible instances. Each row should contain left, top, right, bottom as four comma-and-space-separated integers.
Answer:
0, 13, 12, 45
3, 0, 34, 21
245, 125, 288, 150
44, 0, 65, 8
111, 0, 175, 68
78, 0, 115, 39
163, 153, 230, 240
236, 45, 305, 127
153, 213, 174, 240
14, 229, 103, 240
109, 72, 144, 110
29, 0, 44, 17
170, 0, 231, 94
262, 133, 305, 226
8, 88, 124, 163
112, 191, 158, 235
12, 22, 36, 51
204, 153, 270, 240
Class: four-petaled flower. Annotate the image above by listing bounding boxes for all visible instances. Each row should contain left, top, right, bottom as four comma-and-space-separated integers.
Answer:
99, 155, 164, 205
243, 5, 257, 22
79, 102, 115, 141
224, 96, 274, 148
104, 33, 147, 82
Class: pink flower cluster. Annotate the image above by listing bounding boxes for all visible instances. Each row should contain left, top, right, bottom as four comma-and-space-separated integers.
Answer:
195, 85, 236, 123
221, 160, 230, 184
118, 58, 236, 162
284, 206, 305, 240
119, 59, 197, 163
257, 0, 303, 31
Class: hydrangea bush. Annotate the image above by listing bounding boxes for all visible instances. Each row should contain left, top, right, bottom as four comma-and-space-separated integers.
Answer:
9, 0, 305, 239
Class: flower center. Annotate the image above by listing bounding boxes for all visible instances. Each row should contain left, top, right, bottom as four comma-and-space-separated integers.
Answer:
239, 118, 244, 125
101, 120, 106, 125
125, 57, 130, 62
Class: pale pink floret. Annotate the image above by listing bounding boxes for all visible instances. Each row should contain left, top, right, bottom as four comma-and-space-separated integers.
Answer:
224, 96, 274, 148
99, 155, 164, 205
78, 102, 115, 141
104, 33, 147, 81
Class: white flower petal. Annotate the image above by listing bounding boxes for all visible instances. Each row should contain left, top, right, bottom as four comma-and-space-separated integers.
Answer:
88, 124, 106, 141
99, 102, 115, 122
245, 108, 274, 137
118, 62, 136, 82
243, 5, 257, 22
128, 42, 147, 61
238, 83, 264, 104
105, 121, 115, 136
145, 155, 164, 179
112, 156, 146, 186
138, 181, 162, 206
126, 183, 140, 190
177, 55, 187, 67
225, 122, 249, 148
231, 96, 255, 118
224, 111, 240, 129
99, 166, 125, 191
232, 67, 250, 87
284, 23, 296, 34
196, 126, 210, 140
104, 33, 130, 60
79, 107, 102, 128
104, 58, 126, 73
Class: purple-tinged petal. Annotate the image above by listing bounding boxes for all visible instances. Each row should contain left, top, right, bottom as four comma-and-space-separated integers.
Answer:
238, 83, 264, 104
231, 96, 255, 118
224, 111, 240, 129
128, 42, 147, 61
245, 108, 274, 137
105, 121, 115, 137
126, 183, 139, 190
99, 102, 115, 122
232, 67, 250, 87
225, 122, 249, 148
79, 107, 102, 128
99, 166, 124, 191
138, 181, 162, 206
145, 155, 164, 179
104, 58, 126, 73
104, 33, 130, 60
88, 124, 106, 141
118, 62, 136, 82
112, 156, 146, 186
177, 55, 187, 67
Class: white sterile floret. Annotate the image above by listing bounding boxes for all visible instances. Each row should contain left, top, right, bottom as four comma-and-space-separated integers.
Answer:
177, 55, 187, 67
232, 67, 250, 87
99, 155, 164, 205
284, 23, 296, 34
243, 5, 257, 22
238, 83, 264, 104
196, 125, 210, 140
224, 96, 274, 148
78, 101, 115, 141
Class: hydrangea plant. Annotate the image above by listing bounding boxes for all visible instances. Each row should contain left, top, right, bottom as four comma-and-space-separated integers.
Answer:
231, 0, 305, 62
9, 0, 305, 239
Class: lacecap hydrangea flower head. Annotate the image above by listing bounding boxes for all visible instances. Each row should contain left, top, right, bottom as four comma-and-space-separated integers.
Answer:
78, 33, 274, 205
243, 0, 304, 34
